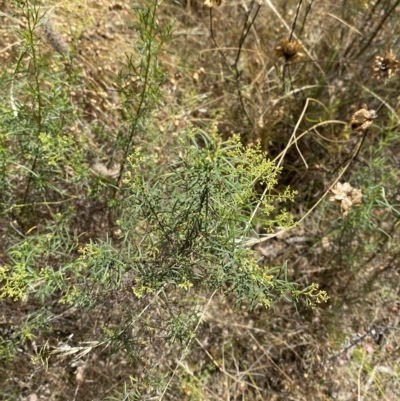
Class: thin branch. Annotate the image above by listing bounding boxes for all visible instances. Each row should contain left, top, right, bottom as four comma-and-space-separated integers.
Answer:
209, 7, 230, 68
289, 0, 304, 42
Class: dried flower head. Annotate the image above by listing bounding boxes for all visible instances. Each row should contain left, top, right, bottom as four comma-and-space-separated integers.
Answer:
372, 49, 399, 80
274, 39, 305, 63
329, 182, 363, 216
192, 67, 205, 84
350, 104, 377, 132
204, 0, 221, 7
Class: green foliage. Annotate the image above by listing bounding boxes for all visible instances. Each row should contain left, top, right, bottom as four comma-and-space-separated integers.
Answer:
114, 0, 173, 186
0, 335, 17, 363
0, 0, 323, 340
116, 127, 321, 309
167, 309, 199, 343
0, 0, 342, 399
106, 372, 167, 401
0, 217, 74, 302
0, 1, 88, 208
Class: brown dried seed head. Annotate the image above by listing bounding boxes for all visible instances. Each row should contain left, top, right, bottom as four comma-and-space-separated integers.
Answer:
192, 67, 205, 84
372, 49, 399, 80
350, 106, 377, 132
274, 39, 305, 63
350, 189, 363, 206
329, 182, 363, 216
321, 237, 331, 250
204, 0, 221, 7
